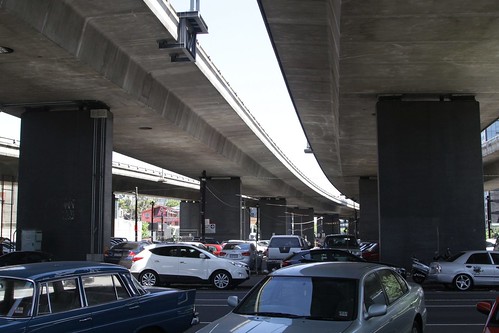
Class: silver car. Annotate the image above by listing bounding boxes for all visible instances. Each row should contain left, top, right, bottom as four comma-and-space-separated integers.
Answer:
196, 262, 427, 333
219, 242, 258, 270
427, 250, 499, 291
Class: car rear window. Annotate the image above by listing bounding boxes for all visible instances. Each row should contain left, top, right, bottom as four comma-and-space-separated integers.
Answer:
224, 243, 250, 250
270, 237, 301, 247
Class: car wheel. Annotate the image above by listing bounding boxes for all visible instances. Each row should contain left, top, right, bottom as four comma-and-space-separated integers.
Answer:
211, 270, 232, 290
411, 320, 421, 333
139, 270, 159, 286
453, 274, 473, 291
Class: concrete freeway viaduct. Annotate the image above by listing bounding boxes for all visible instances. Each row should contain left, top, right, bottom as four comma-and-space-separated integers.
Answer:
0, 0, 355, 261
1, 0, 498, 267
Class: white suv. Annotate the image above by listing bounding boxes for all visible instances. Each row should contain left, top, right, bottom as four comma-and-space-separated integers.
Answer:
265, 235, 309, 271
130, 243, 250, 290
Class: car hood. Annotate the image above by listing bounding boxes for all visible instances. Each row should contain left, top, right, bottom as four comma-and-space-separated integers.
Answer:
198, 313, 354, 333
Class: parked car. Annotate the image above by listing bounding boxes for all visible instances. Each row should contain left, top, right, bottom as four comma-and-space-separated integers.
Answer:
323, 234, 362, 257
1, 239, 14, 254
205, 243, 223, 256
476, 296, 499, 333
265, 235, 309, 271
219, 242, 258, 270
280, 248, 407, 278
256, 240, 269, 253
361, 242, 380, 261
0, 251, 52, 267
0, 261, 198, 332
196, 262, 426, 333
109, 237, 128, 247
487, 238, 497, 251
103, 240, 151, 268
427, 250, 499, 291
130, 243, 250, 290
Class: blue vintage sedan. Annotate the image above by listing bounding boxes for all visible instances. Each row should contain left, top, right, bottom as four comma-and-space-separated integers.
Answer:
0, 261, 198, 332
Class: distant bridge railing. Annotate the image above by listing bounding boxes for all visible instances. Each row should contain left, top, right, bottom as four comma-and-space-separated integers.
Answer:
0, 136, 200, 190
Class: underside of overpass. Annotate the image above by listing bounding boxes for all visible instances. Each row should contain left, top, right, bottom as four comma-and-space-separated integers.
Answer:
0, 0, 353, 217
257, 0, 499, 267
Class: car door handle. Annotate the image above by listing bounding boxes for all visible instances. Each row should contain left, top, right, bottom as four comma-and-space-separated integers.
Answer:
79, 317, 92, 322
128, 305, 140, 310
180, 261, 185, 264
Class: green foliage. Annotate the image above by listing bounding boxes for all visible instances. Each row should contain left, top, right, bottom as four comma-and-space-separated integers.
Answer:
142, 223, 150, 239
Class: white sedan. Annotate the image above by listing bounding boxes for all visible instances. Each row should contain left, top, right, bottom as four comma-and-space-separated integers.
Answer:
196, 262, 426, 333
130, 243, 250, 290
427, 250, 499, 291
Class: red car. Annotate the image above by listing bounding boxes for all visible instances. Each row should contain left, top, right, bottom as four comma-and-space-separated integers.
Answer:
477, 296, 499, 333
205, 243, 223, 256
361, 242, 379, 262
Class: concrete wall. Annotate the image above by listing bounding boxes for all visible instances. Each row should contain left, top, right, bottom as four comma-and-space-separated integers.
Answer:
259, 198, 287, 239
205, 177, 241, 241
358, 177, 379, 242
377, 99, 485, 269
17, 108, 113, 260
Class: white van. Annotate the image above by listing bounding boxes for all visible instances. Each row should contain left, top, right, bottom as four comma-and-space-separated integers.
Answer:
265, 235, 308, 271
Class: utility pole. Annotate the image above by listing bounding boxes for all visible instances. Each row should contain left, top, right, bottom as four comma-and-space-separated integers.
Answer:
134, 187, 138, 242
150, 201, 155, 241
200, 170, 207, 242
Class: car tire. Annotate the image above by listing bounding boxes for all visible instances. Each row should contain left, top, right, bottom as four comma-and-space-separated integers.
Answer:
211, 270, 232, 290
139, 270, 160, 286
453, 273, 473, 291
411, 319, 422, 333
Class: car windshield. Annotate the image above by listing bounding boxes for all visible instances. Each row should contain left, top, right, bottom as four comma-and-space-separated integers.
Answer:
325, 236, 358, 248
234, 276, 357, 321
0, 277, 35, 317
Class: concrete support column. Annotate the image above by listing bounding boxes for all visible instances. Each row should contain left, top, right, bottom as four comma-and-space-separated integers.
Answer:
259, 198, 287, 239
358, 177, 379, 242
205, 177, 241, 241
377, 98, 484, 268
321, 214, 339, 236
179, 200, 200, 239
17, 106, 113, 261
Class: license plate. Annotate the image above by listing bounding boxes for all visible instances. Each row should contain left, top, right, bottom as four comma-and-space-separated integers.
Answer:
230, 254, 238, 258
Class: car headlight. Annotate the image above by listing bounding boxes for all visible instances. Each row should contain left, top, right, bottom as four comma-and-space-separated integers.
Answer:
230, 261, 247, 268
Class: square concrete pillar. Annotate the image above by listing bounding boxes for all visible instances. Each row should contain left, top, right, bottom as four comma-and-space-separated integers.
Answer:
17, 107, 113, 260
377, 98, 484, 268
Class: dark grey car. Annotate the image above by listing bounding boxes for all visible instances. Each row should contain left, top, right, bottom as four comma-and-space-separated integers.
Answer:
104, 241, 151, 268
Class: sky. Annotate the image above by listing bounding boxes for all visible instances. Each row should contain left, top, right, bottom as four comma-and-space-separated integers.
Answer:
0, 0, 356, 206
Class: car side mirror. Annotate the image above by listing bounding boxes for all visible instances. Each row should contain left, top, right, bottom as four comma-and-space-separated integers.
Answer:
476, 301, 493, 315
227, 296, 239, 307
366, 304, 387, 319
199, 253, 207, 259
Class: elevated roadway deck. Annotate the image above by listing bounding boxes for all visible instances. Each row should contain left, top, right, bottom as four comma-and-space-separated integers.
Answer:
0, 0, 354, 216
